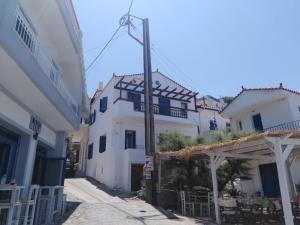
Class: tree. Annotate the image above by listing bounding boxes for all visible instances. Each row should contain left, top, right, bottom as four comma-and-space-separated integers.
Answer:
217, 159, 252, 194
159, 131, 192, 152
222, 96, 235, 104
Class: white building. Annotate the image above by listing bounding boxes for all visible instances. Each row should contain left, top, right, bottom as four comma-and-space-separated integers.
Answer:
0, 0, 88, 189
221, 84, 300, 199
86, 71, 199, 192
196, 95, 229, 134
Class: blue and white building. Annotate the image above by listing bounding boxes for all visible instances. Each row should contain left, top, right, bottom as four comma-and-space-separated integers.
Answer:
0, 0, 88, 188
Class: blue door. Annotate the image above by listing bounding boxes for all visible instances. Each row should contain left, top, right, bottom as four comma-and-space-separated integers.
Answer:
259, 163, 281, 197
252, 114, 264, 132
159, 97, 171, 116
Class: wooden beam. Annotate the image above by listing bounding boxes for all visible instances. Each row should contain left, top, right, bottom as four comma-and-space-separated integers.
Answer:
173, 89, 185, 98
158, 86, 169, 96
165, 88, 177, 97
133, 80, 144, 91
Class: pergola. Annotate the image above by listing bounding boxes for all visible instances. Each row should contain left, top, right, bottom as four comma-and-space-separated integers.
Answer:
158, 131, 300, 225
114, 77, 198, 103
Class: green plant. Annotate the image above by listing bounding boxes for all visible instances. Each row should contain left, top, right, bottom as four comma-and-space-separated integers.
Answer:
159, 131, 192, 152
195, 134, 205, 144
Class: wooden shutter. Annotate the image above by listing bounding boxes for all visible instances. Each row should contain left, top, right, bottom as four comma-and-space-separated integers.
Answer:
99, 135, 106, 153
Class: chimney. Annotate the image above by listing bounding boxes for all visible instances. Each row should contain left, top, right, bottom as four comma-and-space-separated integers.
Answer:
98, 82, 104, 91
279, 83, 283, 88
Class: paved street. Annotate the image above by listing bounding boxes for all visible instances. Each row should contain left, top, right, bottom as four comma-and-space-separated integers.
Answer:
55, 178, 215, 225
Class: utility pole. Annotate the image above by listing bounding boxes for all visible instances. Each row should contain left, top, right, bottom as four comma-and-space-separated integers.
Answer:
120, 14, 157, 205
143, 18, 157, 205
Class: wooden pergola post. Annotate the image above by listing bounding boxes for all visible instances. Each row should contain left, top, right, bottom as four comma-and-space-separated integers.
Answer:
266, 137, 297, 225
209, 154, 225, 225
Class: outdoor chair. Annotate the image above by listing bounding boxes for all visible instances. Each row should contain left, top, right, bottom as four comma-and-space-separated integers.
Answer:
180, 191, 195, 217
219, 197, 241, 223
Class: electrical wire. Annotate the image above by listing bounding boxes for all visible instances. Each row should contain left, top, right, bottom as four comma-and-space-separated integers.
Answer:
128, 0, 134, 15
85, 26, 122, 72
86, 30, 127, 73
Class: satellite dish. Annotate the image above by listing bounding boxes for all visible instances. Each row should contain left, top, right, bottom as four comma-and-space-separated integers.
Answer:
155, 81, 161, 86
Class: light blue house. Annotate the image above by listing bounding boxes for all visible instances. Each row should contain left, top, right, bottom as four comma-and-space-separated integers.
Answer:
0, 0, 88, 188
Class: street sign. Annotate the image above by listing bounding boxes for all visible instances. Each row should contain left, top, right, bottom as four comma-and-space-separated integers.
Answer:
145, 156, 154, 171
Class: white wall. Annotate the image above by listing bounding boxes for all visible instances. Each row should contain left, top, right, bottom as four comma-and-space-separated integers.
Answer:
198, 108, 229, 133
230, 97, 295, 131
86, 74, 200, 191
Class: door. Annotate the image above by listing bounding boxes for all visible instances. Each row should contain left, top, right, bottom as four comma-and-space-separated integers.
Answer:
0, 138, 18, 184
32, 147, 47, 185
259, 163, 281, 197
131, 164, 143, 192
159, 97, 171, 116
252, 114, 264, 131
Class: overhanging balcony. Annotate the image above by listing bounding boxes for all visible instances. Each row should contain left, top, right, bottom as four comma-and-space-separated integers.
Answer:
264, 120, 300, 132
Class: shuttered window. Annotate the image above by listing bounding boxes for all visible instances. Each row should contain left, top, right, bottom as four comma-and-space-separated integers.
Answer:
88, 143, 93, 159
125, 130, 136, 149
99, 135, 106, 153
100, 97, 108, 113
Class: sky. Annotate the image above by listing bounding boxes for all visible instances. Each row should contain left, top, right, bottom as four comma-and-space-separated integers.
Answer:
73, 0, 300, 98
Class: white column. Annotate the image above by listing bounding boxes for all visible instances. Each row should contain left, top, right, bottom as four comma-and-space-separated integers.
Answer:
210, 155, 221, 225
22, 135, 38, 186
274, 138, 294, 225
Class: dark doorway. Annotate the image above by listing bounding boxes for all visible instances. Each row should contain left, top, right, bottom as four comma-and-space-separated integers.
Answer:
131, 164, 143, 192
0, 128, 19, 184
259, 163, 281, 197
252, 114, 264, 132
32, 147, 47, 185
159, 97, 171, 116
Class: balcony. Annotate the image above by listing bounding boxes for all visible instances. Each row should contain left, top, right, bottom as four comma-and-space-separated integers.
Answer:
264, 120, 300, 132
14, 9, 79, 115
133, 102, 188, 119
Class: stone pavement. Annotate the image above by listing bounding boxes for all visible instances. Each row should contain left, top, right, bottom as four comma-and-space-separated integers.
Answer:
55, 178, 215, 225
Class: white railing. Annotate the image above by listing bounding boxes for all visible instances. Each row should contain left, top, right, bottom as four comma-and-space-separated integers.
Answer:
264, 120, 300, 132
0, 185, 65, 225
34, 186, 65, 225
15, 9, 79, 116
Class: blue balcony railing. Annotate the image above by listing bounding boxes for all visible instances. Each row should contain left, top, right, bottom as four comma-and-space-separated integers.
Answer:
264, 120, 300, 132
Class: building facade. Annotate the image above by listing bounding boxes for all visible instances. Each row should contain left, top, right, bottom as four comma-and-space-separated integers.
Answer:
196, 95, 229, 134
0, 0, 88, 187
86, 71, 199, 192
221, 85, 300, 199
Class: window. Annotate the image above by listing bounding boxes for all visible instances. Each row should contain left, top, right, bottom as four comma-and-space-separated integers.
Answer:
99, 135, 106, 153
181, 102, 188, 110
15, 12, 35, 52
209, 119, 218, 131
298, 107, 300, 113
237, 120, 243, 131
88, 143, 93, 159
89, 110, 96, 125
125, 130, 136, 149
100, 97, 108, 113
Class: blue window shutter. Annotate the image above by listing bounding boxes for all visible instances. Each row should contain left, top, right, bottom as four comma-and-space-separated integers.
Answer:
99, 135, 106, 153
89, 114, 92, 125
93, 110, 96, 123
88, 143, 93, 159
100, 97, 108, 112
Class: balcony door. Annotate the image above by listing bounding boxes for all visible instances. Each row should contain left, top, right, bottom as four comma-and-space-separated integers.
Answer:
0, 136, 19, 184
159, 97, 170, 116
252, 114, 264, 132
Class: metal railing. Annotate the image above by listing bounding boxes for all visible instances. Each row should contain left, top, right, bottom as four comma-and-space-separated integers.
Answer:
264, 120, 300, 132
133, 102, 188, 119
15, 9, 79, 116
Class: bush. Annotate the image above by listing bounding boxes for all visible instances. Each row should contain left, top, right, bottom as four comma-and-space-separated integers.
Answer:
195, 134, 205, 144
159, 131, 192, 152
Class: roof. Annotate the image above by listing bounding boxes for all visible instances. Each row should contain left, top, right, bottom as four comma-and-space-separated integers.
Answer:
158, 131, 300, 159
220, 84, 300, 114
114, 69, 195, 94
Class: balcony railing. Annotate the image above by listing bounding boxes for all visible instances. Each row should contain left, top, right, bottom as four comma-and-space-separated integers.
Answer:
133, 102, 188, 119
15, 9, 79, 116
264, 120, 300, 132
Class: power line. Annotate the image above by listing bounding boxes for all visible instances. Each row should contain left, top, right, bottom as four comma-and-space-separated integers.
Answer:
128, 0, 134, 14
85, 26, 122, 72
86, 30, 127, 73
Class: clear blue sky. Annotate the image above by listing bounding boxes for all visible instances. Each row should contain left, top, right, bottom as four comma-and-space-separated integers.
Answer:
73, 0, 300, 98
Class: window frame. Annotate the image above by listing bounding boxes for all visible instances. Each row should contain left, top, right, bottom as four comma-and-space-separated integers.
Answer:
100, 97, 108, 113
88, 143, 93, 159
125, 130, 136, 149
99, 135, 107, 153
